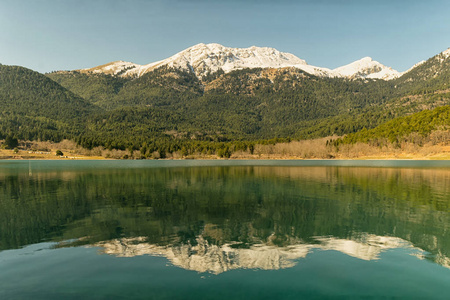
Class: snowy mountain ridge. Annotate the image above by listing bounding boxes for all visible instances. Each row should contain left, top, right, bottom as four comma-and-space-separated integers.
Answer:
79, 43, 447, 81
93, 234, 422, 274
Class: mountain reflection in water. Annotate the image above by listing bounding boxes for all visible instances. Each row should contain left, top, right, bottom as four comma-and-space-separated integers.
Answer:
90, 234, 427, 274
1, 161, 449, 272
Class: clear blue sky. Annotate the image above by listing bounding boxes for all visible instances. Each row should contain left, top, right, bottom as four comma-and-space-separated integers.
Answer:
1, 0, 449, 73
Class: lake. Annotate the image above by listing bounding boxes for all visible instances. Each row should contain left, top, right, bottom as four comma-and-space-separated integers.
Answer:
0, 160, 449, 299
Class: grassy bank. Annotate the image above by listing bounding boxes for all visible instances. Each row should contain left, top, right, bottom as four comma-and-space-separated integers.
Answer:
1, 138, 450, 160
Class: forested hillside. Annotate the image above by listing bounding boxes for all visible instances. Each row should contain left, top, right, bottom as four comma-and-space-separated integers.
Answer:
47, 67, 401, 146
340, 105, 450, 145
394, 50, 450, 94
47, 71, 127, 108
0, 64, 97, 141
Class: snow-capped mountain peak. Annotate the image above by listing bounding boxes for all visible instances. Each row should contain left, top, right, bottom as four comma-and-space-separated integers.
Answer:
333, 57, 401, 80
77, 43, 402, 80
126, 43, 311, 78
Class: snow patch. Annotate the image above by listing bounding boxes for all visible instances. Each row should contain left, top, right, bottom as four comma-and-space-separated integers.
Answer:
442, 48, 450, 59
81, 61, 139, 76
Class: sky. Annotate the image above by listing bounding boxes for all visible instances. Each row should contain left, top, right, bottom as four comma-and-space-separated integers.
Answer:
1, 0, 450, 73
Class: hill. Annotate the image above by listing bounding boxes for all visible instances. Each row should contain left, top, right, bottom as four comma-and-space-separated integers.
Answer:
340, 105, 450, 145
0, 64, 98, 142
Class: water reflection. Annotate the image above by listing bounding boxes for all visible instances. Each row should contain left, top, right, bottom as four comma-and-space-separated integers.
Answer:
90, 234, 422, 274
0, 161, 449, 272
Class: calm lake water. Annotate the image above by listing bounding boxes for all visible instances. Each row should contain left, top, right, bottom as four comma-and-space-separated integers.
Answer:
0, 160, 449, 299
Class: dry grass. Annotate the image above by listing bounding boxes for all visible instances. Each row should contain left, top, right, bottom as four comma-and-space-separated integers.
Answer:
0, 140, 106, 160
230, 134, 450, 160
2, 131, 450, 160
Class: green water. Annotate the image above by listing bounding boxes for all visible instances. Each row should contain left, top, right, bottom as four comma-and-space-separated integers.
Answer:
0, 160, 449, 299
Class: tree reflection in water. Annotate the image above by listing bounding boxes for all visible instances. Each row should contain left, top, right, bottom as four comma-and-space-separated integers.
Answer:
1, 162, 449, 272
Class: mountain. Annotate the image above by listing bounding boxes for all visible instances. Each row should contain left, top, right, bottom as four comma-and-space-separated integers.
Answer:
2, 44, 450, 154
78, 43, 400, 80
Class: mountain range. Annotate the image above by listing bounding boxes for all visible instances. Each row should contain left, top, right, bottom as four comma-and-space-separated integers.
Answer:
1, 43, 450, 154
79, 43, 403, 80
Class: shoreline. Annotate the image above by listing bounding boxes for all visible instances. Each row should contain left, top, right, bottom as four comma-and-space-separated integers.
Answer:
2, 154, 450, 161
0, 140, 450, 161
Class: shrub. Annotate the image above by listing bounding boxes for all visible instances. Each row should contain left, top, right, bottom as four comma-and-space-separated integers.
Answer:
4, 136, 18, 149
